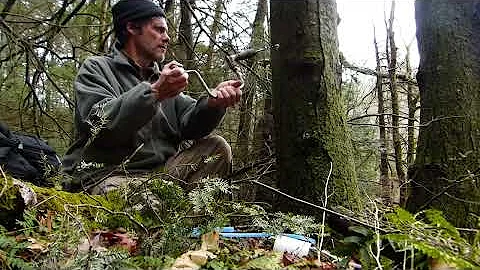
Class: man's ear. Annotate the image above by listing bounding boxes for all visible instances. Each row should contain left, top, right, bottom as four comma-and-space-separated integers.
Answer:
126, 22, 141, 36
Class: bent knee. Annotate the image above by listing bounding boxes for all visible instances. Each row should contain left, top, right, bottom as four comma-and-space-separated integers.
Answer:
203, 135, 232, 162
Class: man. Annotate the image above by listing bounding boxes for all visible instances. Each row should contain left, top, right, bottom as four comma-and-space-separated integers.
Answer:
62, 0, 242, 193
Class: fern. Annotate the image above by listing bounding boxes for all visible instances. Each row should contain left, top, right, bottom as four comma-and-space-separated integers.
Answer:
385, 208, 480, 268
66, 249, 130, 270
0, 228, 33, 270
423, 209, 461, 239
188, 177, 234, 214
253, 212, 322, 236
125, 255, 175, 269
16, 209, 38, 237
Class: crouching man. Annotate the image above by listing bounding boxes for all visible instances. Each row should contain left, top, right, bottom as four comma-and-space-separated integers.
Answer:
62, 0, 242, 194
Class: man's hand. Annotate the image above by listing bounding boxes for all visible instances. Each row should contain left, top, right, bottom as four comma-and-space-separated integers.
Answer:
151, 61, 188, 101
208, 80, 243, 109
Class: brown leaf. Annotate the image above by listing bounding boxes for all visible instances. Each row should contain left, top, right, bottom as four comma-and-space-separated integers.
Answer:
201, 231, 219, 251
282, 251, 298, 266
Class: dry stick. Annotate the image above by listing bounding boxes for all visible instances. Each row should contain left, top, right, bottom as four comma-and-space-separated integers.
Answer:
34, 194, 58, 208
83, 143, 145, 192
318, 162, 333, 262
366, 195, 383, 270
250, 180, 387, 232
0, 166, 8, 198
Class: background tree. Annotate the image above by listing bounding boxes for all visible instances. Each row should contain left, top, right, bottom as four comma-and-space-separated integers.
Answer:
386, 0, 404, 205
407, 0, 480, 228
270, 0, 362, 211
236, 0, 267, 165
179, 0, 195, 68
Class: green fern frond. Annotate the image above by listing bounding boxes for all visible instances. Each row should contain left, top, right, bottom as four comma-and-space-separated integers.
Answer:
385, 208, 479, 268
423, 209, 461, 238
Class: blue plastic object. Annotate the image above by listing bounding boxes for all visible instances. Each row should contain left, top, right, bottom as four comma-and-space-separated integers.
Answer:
192, 227, 316, 245
220, 232, 271, 238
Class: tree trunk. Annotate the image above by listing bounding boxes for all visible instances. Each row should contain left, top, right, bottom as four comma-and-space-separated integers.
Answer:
236, 0, 268, 201
407, 0, 480, 228
405, 45, 417, 205
205, 0, 224, 68
374, 28, 390, 202
387, 0, 403, 205
97, 0, 110, 53
179, 0, 194, 68
236, 0, 267, 166
271, 0, 362, 211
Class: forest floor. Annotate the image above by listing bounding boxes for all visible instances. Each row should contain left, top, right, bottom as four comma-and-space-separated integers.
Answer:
0, 169, 479, 269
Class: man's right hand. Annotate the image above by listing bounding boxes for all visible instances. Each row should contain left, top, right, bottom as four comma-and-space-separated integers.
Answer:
151, 61, 189, 101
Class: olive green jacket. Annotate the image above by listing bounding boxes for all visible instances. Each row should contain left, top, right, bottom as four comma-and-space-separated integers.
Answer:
62, 44, 225, 174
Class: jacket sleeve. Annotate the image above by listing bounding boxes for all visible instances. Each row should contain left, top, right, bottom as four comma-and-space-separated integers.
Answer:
75, 58, 157, 146
175, 94, 226, 140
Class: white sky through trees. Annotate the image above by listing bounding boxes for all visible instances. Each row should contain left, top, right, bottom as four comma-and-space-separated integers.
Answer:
337, 0, 419, 70
227, 0, 419, 71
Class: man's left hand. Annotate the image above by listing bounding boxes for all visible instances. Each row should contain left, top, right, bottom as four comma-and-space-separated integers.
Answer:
208, 80, 243, 108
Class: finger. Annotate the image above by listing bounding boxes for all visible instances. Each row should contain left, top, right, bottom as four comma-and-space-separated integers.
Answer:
221, 87, 232, 101
167, 73, 188, 84
230, 80, 243, 88
166, 61, 183, 69
216, 80, 235, 88
171, 80, 188, 92
210, 90, 223, 106
224, 86, 237, 107
233, 88, 242, 104
165, 67, 186, 77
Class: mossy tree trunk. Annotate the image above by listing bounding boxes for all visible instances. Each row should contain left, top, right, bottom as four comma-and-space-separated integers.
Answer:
407, 0, 480, 228
270, 0, 362, 211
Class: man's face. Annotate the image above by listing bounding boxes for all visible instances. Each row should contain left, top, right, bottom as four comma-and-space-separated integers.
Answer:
132, 17, 170, 62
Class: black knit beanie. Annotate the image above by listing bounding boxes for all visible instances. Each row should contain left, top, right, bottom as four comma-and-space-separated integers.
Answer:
112, 0, 165, 32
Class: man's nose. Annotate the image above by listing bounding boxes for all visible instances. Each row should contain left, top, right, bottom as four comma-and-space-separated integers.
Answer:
163, 33, 170, 43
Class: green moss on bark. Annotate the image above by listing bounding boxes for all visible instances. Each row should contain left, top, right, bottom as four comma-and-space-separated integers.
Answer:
0, 175, 133, 230
407, 0, 480, 228
271, 0, 362, 212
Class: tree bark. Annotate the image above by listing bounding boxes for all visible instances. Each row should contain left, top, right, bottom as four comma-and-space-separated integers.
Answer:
179, 0, 194, 68
236, 0, 267, 166
405, 45, 417, 205
374, 29, 391, 203
97, 0, 110, 53
407, 0, 480, 228
387, 0, 403, 205
205, 0, 224, 68
271, 0, 362, 211
236, 0, 268, 200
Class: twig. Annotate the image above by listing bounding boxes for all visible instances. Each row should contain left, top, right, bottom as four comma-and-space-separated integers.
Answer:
65, 203, 148, 234
0, 166, 8, 198
34, 194, 58, 208
83, 143, 146, 192
250, 180, 387, 232
366, 196, 383, 270
419, 166, 480, 211
229, 155, 275, 178
318, 162, 332, 262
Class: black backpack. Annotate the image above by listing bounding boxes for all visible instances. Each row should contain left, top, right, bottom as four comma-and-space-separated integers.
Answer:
0, 122, 61, 186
